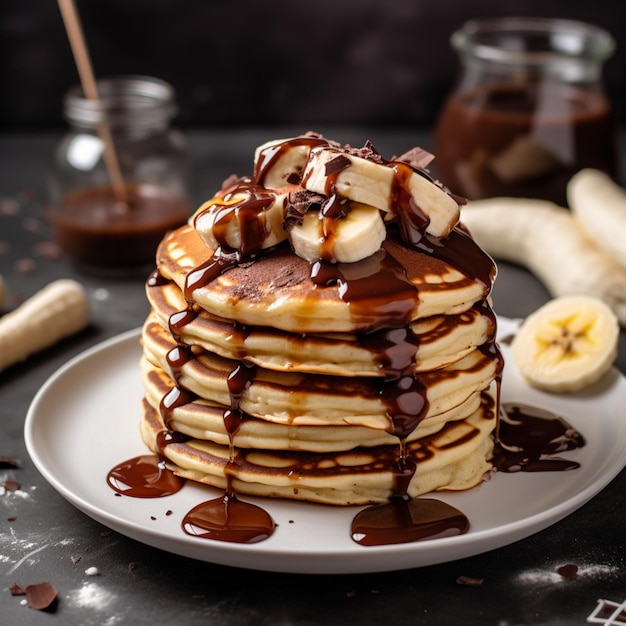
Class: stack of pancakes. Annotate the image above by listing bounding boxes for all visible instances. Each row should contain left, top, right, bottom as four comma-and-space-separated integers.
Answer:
139, 135, 501, 506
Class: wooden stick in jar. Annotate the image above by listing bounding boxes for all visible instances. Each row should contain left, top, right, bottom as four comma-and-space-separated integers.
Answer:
57, 0, 128, 205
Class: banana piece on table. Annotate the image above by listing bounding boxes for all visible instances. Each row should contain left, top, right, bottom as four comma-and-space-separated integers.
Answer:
511, 295, 619, 393
567, 168, 626, 270
193, 187, 288, 255
288, 202, 386, 263
302, 146, 460, 238
0, 279, 90, 373
461, 197, 626, 325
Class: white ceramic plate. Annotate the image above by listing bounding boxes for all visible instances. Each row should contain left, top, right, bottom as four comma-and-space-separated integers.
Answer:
24, 318, 626, 574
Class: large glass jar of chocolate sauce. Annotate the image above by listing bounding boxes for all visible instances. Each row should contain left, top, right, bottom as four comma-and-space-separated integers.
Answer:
433, 18, 616, 205
49, 76, 191, 272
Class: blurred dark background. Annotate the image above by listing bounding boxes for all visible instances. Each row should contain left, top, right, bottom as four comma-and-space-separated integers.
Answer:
1, 0, 625, 131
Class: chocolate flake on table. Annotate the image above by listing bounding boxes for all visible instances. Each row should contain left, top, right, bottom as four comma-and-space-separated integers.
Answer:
284, 189, 325, 230
557, 563, 579, 580
324, 154, 351, 176
456, 575, 484, 586
24, 582, 58, 611
0, 456, 19, 468
10, 583, 25, 596
2, 479, 21, 492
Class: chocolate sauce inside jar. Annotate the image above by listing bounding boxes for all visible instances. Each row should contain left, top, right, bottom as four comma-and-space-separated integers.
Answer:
54, 183, 189, 269
493, 403, 586, 472
434, 83, 616, 205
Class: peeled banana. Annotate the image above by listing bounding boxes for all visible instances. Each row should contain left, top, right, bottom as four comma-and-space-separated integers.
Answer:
511, 295, 619, 393
461, 198, 626, 325
567, 168, 626, 270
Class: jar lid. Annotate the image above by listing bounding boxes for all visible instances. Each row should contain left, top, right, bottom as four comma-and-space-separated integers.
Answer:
63, 75, 179, 128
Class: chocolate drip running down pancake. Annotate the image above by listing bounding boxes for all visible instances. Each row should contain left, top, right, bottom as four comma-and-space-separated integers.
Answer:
132, 134, 502, 523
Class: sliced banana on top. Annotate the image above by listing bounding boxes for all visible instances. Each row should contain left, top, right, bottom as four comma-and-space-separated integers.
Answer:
301, 146, 460, 238
193, 180, 288, 256
511, 295, 619, 393
288, 202, 386, 264
254, 135, 333, 189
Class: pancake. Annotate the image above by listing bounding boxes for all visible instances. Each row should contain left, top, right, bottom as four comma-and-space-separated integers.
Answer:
141, 358, 486, 452
135, 134, 503, 513
140, 391, 497, 506
147, 276, 496, 376
142, 316, 499, 430
155, 224, 493, 334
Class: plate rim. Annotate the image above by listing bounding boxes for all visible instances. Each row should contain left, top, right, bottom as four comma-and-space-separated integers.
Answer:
24, 320, 626, 573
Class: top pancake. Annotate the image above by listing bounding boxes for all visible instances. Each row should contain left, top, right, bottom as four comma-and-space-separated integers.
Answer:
155, 223, 494, 333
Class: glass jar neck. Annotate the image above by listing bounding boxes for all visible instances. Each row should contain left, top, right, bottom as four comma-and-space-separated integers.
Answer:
452, 17, 615, 84
63, 75, 178, 130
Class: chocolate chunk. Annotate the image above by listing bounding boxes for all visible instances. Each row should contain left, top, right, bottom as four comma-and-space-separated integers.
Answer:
284, 190, 325, 231
345, 140, 385, 164
556, 563, 579, 580
324, 154, 351, 176
0, 456, 18, 469
395, 146, 435, 170
10, 583, 25, 596
25, 582, 58, 611
2, 479, 21, 492
456, 575, 484, 586
221, 174, 242, 191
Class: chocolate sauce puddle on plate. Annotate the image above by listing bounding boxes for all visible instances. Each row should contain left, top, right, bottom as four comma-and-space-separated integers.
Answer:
182, 492, 275, 544
493, 402, 586, 472
351, 497, 470, 546
107, 455, 184, 498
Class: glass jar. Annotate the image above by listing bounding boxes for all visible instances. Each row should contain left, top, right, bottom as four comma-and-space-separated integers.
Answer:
433, 18, 616, 205
49, 75, 191, 271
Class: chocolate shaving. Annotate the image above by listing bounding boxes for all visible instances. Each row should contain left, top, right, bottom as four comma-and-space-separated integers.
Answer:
220, 174, 242, 191
345, 140, 385, 164
25, 582, 58, 611
395, 146, 435, 170
324, 154, 351, 176
10, 583, 25, 596
556, 564, 579, 580
0, 456, 18, 468
2, 479, 21, 492
283, 189, 325, 231
456, 575, 484, 587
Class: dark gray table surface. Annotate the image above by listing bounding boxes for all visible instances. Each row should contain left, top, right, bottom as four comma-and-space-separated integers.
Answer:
1, 128, 625, 625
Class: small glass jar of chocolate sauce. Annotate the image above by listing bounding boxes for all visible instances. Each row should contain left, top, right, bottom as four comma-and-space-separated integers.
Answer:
49, 76, 191, 272
433, 18, 616, 205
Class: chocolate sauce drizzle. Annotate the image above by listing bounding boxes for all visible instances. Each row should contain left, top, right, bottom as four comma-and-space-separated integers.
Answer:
108, 136, 584, 548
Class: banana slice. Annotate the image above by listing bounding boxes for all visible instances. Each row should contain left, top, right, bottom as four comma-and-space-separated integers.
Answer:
302, 146, 460, 238
288, 202, 386, 263
511, 295, 619, 393
193, 183, 288, 255
254, 135, 333, 189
